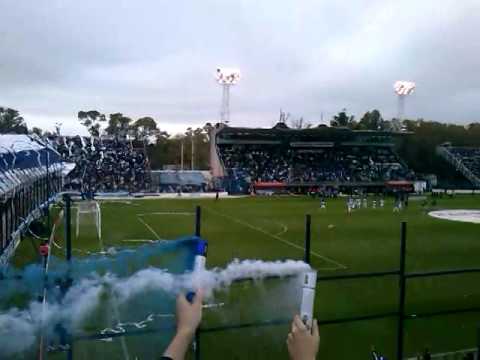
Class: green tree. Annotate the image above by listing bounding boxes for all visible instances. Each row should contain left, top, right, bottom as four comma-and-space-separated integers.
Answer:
78, 110, 106, 137
202, 122, 214, 142
146, 122, 214, 170
357, 109, 383, 130
132, 117, 162, 142
289, 117, 313, 129
395, 119, 480, 184
0, 107, 28, 134
104, 113, 132, 138
330, 109, 356, 129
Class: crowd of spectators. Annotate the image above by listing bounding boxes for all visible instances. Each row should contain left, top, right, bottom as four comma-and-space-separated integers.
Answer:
449, 147, 480, 179
219, 144, 413, 183
53, 136, 149, 193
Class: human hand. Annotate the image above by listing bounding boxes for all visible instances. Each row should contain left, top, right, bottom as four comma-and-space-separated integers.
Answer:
287, 315, 320, 360
175, 289, 204, 337
163, 290, 204, 360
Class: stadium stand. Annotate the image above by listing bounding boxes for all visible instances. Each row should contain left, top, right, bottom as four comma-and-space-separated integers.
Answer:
0, 135, 62, 262
52, 136, 150, 193
150, 170, 209, 192
437, 144, 480, 188
212, 125, 414, 194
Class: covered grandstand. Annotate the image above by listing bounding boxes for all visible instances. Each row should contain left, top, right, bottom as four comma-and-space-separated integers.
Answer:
211, 124, 415, 194
0, 135, 62, 264
437, 144, 480, 188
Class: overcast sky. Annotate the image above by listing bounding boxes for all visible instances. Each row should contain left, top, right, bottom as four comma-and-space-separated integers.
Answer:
1, 0, 479, 135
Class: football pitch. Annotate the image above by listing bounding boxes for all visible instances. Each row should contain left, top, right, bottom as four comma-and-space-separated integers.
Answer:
12, 195, 480, 359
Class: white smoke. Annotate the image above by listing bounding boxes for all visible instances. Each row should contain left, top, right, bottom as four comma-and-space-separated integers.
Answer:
0, 259, 310, 356
187, 259, 310, 296
113, 268, 176, 303
0, 306, 40, 355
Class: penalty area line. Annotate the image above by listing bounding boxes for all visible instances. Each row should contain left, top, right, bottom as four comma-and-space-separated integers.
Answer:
136, 215, 163, 240
137, 211, 194, 216
204, 207, 347, 271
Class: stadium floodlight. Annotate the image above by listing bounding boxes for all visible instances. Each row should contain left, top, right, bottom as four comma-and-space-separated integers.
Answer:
394, 80, 416, 121
216, 67, 241, 124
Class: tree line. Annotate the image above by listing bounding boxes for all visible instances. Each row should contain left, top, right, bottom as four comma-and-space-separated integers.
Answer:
0, 107, 212, 170
1, 106, 480, 177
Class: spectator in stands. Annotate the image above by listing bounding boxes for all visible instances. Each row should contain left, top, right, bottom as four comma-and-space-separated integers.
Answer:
161, 291, 320, 360
54, 136, 149, 193
219, 144, 413, 186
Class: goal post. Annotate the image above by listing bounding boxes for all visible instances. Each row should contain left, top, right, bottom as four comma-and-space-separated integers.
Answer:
75, 201, 102, 242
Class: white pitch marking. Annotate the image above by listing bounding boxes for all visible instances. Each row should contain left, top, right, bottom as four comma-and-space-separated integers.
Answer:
137, 216, 162, 240
205, 207, 347, 270
405, 348, 477, 359
270, 220, 289, 237
137, 211, 194, 217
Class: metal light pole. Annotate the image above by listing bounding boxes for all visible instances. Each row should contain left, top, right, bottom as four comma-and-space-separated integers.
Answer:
180, 141, 184, 171
215, 67, 241, 125
191, 136, 194, 170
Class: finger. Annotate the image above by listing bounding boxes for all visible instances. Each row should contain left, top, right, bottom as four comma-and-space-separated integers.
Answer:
193, 289, 204, 306
177, 293, 189, 306
293, 315, 307, 331
291, 321, 296, 333
312, 319, 319, 337
286, 338, 291, 349
287, 333, 293, 343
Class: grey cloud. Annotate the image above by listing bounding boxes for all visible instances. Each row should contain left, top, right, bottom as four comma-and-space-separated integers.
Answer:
0, 0, 479, 135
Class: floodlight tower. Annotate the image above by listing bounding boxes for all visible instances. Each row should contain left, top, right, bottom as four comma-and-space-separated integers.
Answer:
215, 67, 241, 125
394, 80, 416, 120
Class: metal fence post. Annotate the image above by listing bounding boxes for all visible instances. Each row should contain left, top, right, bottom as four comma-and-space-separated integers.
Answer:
304, 214, 311, 265
45, 149, 51, 229
477, 325, 480, 360
397, 221, 407, 360
64, 194, 72, 261
194, 205, 201, 360
62, 193, 74, 359
67, 341, 73, 360
195, 206, 201, 237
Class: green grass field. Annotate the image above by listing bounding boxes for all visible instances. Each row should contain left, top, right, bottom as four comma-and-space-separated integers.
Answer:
12, 195, 480, 359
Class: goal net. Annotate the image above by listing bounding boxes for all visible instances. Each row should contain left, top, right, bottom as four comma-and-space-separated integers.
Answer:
75, 201, 102, 243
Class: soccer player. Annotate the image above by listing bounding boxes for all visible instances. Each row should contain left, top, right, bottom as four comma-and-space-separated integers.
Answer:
320, 196, 326, 209
347, 198, 353, 215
